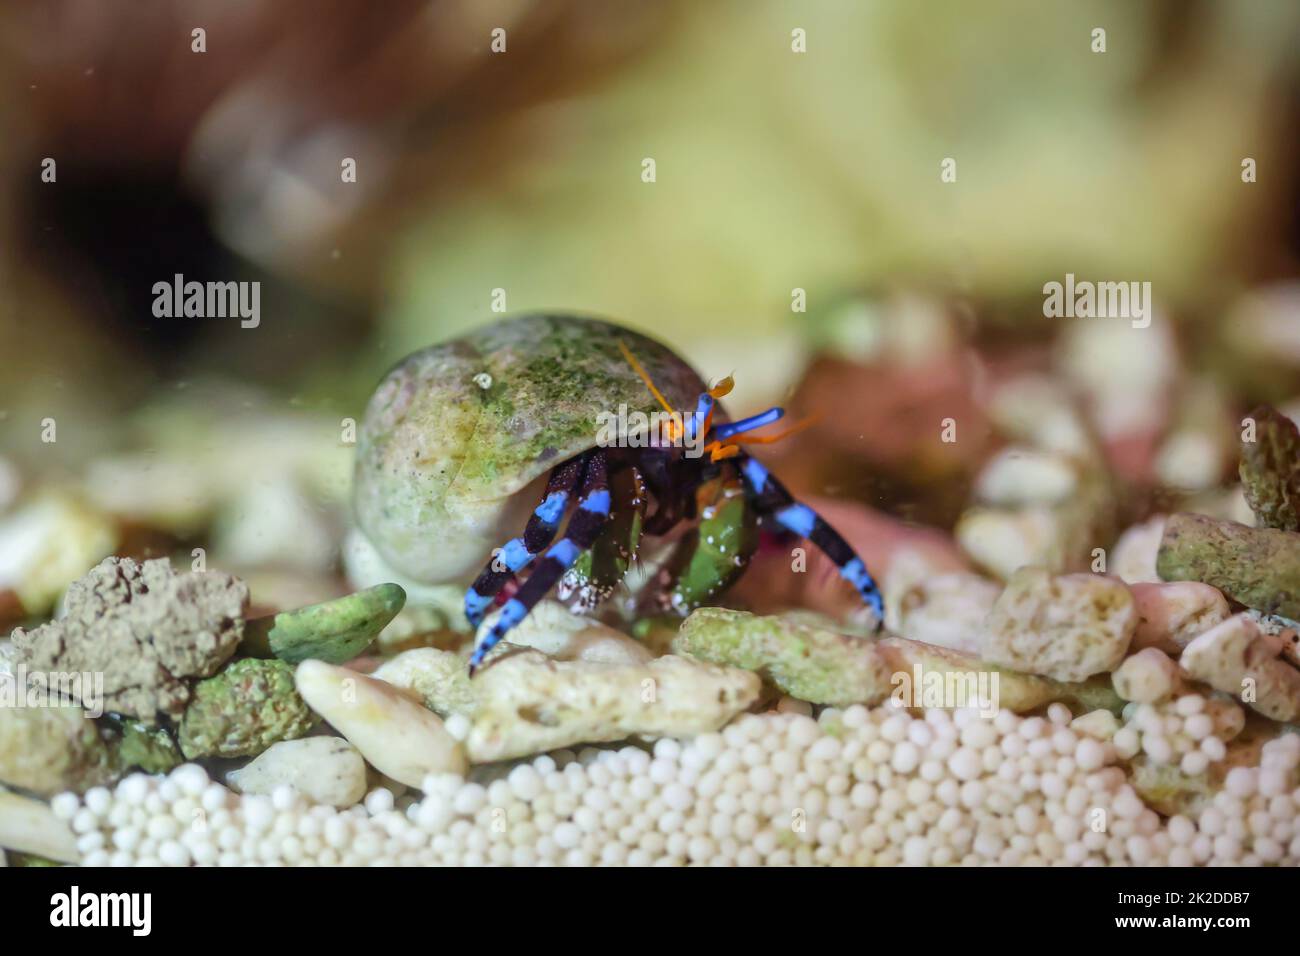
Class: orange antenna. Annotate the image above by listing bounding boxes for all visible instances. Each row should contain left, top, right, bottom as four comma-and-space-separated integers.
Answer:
618, 340, 677, 417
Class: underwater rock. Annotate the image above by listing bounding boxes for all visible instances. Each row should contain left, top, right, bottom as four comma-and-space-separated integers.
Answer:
477, 600, 653, 666
11, 556, 247, 724
1112, 648, 1182, 704
884, 554, 999, 656
0, 704, 118, 796
0, 788, 78, 863
1128, 581, 1230, 654
179, 659, 315, 759
114, 720, 183, 774
983, 568, 1135, 682
371, 648, 477, 718
242, 583, 405, 664
1239, 405, 1300, 532
1157, 512, 1300, 619
295, 660, 467, 785
1180, 613, 1300, 722
226, 736, 367, 808
674, 607, 893, 706
467, 651, 759, 762
0, 494, 117, 617
1111, 516, 1167, 585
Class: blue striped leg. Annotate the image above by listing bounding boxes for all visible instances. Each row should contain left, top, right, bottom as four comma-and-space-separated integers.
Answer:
710, 406, 783, 440
464, 457, 584, 627
469, 451, 612, 674
736, 452, 884, 626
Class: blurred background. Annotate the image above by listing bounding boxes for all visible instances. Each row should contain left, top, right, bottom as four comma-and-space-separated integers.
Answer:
2, 0, 1299, 625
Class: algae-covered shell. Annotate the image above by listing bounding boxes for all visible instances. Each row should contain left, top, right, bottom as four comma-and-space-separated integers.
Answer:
353, 314, 709, 584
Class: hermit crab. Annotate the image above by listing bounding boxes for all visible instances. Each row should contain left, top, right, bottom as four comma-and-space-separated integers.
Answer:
352, 314, 882, 673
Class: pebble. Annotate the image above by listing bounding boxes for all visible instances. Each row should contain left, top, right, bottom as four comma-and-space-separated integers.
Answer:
295, 661, 467, 786
983, 568, 1136, 682
226, 737, 368, 808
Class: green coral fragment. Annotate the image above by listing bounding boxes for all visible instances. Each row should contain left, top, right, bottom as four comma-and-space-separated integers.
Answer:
673, 608, 893, 706
179, 659, 316, 759
1157, 512, 1300, 619
0, 704, 119, 796
243, 584, 406, 664
1240, 405, 1300, 532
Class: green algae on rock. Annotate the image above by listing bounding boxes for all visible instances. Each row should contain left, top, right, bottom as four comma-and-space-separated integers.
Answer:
0, 704, 118, 796
1157, 512, 1300, 620
352, 314, 710, 586
673, 607, 893, 706
9, 556, 247, 724
1239, 405, 1300, 532
242, 583, 406, 664
178, 658, 316, 759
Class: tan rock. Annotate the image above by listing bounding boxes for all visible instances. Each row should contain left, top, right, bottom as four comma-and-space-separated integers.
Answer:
983, 568, 1136, 682
226, 736, 368, 808
467, 652, 759, 762
1129, 581, 1230, 653
884, 560, 999, 657
0, 788, 78, 863
1112, 648, 1181, 704
295, 660, 467, 786
1111, 516, 1166, 585
1180, 614, 1300, 722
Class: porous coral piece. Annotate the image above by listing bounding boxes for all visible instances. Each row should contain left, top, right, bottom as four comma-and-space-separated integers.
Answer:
10, 557, 247, 723
673, 607, 893, 706
1156, 513, 1300, 620
467, 651, 760, 762
178, 658, 315, 758
982, 568, 1136, 682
